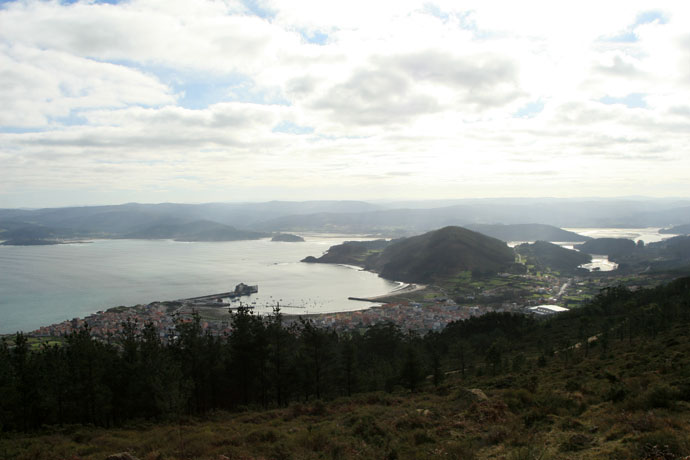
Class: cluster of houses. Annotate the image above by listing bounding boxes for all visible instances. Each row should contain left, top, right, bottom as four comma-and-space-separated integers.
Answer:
303, 300, 524, 332
29, 295, 569, 341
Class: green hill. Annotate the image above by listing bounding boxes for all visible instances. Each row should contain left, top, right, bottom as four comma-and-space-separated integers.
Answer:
369, 226, 515, 282
653, 235, 690, 259
301, 239, 391, 265
575, 237, 637, 257
516, 240, 592, 274
300, 227, 516, 282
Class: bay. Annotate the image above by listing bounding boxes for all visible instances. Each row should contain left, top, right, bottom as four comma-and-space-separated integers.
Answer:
0, 236, 397, 334
562, 227, 674, 244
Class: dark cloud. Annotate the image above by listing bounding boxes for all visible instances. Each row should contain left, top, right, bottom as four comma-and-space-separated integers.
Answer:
595, 55, 642, 77
389, 50, 523, 107
679, 34, 690, 83
310, 67, 439, 125
309, 50, 521, 126
285, 76, 318, 97
387, 50, 518, 91
669, 105, 690, 118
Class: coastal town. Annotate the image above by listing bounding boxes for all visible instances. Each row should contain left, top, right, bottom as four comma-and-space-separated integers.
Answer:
23, 272, 649, 342
28, 299, 499, 339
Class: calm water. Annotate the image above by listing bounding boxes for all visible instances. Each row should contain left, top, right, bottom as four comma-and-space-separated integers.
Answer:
563, 228, 677, 272
562, 227, 674, 244
509, 227, 677, 273
0, 237, 397, 334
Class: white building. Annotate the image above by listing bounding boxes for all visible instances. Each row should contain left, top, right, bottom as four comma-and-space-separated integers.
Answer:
528, 304, 569, 315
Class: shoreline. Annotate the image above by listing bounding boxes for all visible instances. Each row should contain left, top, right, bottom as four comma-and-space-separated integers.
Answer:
13, 281, 429, 338
6, 276, 413, 336
348, 283, 427, 303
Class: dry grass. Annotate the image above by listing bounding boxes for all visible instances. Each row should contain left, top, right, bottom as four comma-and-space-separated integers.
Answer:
3, 326, 690, 460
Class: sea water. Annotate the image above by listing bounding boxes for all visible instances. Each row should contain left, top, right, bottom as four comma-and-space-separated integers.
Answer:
0, 236, 397, 334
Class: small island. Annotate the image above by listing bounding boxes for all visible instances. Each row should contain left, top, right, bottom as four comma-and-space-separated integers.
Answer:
271, 233, 305, 242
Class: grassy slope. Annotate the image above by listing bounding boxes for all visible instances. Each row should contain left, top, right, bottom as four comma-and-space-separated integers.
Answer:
4, 320, 690, 460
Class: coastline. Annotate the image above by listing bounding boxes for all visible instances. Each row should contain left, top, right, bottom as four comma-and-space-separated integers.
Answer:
16, 280, 430, 340
348, 283, 427, 302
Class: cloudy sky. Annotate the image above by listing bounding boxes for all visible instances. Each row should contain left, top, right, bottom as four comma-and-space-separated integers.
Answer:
1, 0, 689, 207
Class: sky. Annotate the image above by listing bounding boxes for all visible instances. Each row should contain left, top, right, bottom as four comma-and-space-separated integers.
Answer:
1, 0, 690, 207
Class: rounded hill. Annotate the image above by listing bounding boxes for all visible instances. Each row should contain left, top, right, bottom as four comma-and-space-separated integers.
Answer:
370, 226, 515, 283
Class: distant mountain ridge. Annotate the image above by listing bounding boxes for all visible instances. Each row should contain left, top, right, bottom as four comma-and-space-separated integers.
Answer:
2, 198, 689, 244
253, 199, 690, 233
124, 220, 268, 242
660, 223, 690, 235
0, 201, 378, 243
465, 223, 590, 242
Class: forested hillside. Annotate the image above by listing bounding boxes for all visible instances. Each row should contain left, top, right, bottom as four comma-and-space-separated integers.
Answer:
515, 241, 592, 274
302, 226, 516, 282
3, 277, 690, 459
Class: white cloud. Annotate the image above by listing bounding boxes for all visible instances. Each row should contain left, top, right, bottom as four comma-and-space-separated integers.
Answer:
0, 43, 174, 126
1, 0, 690, 206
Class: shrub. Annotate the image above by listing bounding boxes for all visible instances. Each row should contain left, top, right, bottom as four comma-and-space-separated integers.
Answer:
644, 384, 679, 409
329, 442, 347, 460
467, 400, 509, 424
635, 430, 687, 460
535, 391, 579, 416
565, 379, 581, 392
246, 429, 278, 444
676, 383, 690, 401
606, 384, 628, 403
296, 425, 331, 452
559, 433, 593, 452
522, 409, 549, 428
503, 388, 534, 412
412, 430, 435, 445
286, 402, 307, 420
178, 428, 218, 458
443, 440, 477, 460
311, 400, 327, 416
484, 426, 508, 445
270, 441, 292, 460
624, 384, 681, 411
508, 444, 549, 460
351, 415, 387, 446
626, 412, 659, 433
394, 413, 427, 431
